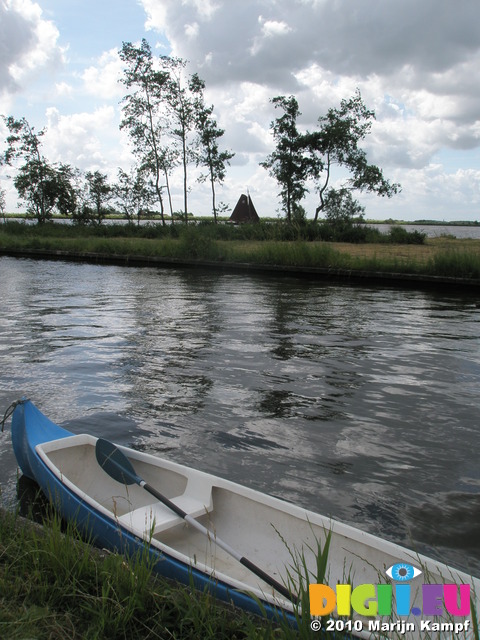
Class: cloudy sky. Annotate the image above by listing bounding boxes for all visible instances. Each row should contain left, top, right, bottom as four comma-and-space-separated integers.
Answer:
2, 0, 480, 221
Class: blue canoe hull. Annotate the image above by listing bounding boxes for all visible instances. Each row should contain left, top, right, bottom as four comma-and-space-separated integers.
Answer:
11, 399, 294, 623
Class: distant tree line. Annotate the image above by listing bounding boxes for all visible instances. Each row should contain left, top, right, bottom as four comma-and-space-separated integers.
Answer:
0, 39, 399, 227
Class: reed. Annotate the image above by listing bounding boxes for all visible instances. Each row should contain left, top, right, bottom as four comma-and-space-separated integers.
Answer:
426, 249, 480, 280
274, 526, 333, 640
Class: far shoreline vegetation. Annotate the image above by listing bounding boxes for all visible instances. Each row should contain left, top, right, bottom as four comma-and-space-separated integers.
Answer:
1, 217, 480, 284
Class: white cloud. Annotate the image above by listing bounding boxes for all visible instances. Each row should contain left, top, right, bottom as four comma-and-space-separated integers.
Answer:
141, 0, 168, 32
142, 0, 220, 28
184, 0, 219, 21
260, 17, 292, 38
250, 17, 293, 56
43, 105, 120, 174
0, 0, 65, 95
364, 164, 480, 220
54, 81, 73, 98
185, 22, 199, 39
81, 48, 124, 100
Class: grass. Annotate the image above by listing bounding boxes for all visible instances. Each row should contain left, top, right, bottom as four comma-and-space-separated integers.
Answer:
0, 501, 346, 640
275, 526, 333, 639
1, 220, 480, 281
0, 507, 286, 639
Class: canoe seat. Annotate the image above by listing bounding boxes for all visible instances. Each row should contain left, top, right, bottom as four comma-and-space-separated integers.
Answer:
117, 479, 213, 535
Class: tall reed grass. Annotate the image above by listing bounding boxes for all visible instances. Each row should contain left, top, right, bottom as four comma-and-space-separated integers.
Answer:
426, 249, 480, 280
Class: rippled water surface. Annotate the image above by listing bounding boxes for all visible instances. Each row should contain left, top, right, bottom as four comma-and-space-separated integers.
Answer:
1, 256, 480, 575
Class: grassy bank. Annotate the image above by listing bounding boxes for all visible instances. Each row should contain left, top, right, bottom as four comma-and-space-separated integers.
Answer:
0, 508, 290, 639
1, 221, 480, 281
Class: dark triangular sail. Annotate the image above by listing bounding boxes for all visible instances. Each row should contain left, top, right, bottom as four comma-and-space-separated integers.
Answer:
228, 193, 260, 223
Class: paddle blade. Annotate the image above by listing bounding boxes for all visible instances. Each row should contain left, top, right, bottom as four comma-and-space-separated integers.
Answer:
95, 438, 140, 486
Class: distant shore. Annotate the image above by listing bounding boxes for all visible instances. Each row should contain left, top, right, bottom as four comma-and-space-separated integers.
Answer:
364, 218, 480, 226
3, 212, 480, 226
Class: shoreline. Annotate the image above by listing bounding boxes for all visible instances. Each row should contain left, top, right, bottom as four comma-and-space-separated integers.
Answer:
2, 245, 480, 289
3, 213, 480, 225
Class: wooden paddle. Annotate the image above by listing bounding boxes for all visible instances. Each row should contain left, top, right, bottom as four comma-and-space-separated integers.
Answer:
95, 438, 297, 604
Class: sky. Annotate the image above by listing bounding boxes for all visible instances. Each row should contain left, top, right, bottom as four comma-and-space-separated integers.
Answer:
2, 0, 480, 221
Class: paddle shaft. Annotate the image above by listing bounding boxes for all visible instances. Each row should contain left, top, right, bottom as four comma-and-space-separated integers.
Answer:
139, 479, 297, 603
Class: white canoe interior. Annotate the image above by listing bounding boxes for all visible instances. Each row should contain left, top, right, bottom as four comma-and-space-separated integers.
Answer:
36, 434, 479, 632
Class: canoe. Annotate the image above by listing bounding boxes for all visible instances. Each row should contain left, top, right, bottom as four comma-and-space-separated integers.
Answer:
9, 399, 479, 639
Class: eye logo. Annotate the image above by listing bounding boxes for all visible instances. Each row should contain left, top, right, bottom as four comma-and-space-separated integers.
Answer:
386, 562, 422, 582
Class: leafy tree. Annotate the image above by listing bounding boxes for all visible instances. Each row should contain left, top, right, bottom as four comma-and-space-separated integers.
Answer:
120, 40, 218, 223
13, 160, 77, 221
55, 164, 79, 215
305, 89, 400, 221
81, 170, 112, 225
164, 64, 205, 223
2, 115, 44, 166
323, 187, 365, 229
120, 39, 171, 225
114, 166, 156, 225
195, 100, 234, 222
261, 96, 312, 222
261, 91, 400, 223
0, 185, 6, 222
1, 116, 76, 223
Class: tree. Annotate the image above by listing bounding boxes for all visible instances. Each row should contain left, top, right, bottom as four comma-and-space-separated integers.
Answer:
114, 166, 156, 225
120, 40, 219, 223
81, 170, 112, 224
2, 115, 44, 167
323, 187, 365, 229
120, 39, 171, 225
305, 89, 400, 221
164, 64, 205, 222
195, 100, 234, 223
0, 185, 6, 222
157, 146, 177, 218
13, 159, 77, 222
260, 96, 313, 222
1, 116, 76, 223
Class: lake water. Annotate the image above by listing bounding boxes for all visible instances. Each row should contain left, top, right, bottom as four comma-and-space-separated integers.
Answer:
367, 223, 480, 239
1, 255, 480, 577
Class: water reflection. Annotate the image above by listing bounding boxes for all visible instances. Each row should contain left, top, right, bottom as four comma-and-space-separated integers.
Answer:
0, 256, 480, 576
